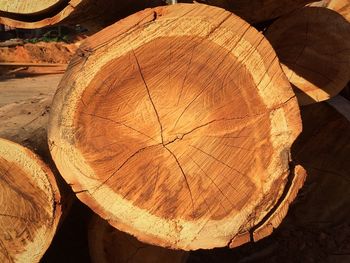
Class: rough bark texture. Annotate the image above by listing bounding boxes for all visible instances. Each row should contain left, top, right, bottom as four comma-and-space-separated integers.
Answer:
265, 7, 350, 105
0, 0, 163, 30
48, 3, 303, 250
198, 0, 316, 23
89, 215, 189, 263
0, 87, 68, 262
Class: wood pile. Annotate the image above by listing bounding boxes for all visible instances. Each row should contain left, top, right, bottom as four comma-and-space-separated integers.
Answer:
0, 0, 349, 262
0, 95, 65, 262
0, 0, 163, 31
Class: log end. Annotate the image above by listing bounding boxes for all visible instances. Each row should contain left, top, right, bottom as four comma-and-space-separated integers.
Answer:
266, 7, 350, 105
0, 138, 61, 262
49, 3, 303, 250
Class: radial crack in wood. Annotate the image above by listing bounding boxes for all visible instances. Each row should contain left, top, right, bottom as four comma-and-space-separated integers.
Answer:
48, 4, 303, 250
265, 7, 350, 105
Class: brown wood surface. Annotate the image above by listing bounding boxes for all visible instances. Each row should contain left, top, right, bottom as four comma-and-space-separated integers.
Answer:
89, 215, 189, 263
328, 0, 350, 20
265, 7, 350, 105
290, 96, 350, 232
48, 3, 303, 250
199, 0, 316, 23
310, 0, 350, 20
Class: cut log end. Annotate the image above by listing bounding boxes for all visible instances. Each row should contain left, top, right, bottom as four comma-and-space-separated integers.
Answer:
265, 7, 350, 105
0, 139, 61, 263
88, 215, 188, 263
49, 4, 303, 250
0, 0, 63, 15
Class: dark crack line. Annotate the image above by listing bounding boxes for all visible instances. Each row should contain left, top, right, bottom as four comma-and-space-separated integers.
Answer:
190, 156, 237, 209
0, 213, 31, 222
173, 30, 263, 130
0, 239, 13, 263
132, 49, 164, 144
91, 143, 162, 193
189, 144, 246, 177
81, 112, 157, 143
177, 45, 196, 106
163, 146, 195, 215
165, 113, 266, 145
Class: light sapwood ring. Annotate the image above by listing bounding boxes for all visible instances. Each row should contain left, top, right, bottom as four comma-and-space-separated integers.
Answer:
48, 4, 303, 250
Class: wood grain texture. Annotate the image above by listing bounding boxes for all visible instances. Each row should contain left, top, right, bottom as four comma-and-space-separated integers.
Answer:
48, 4, 303, 250
199, 0, 316, 23
265, 7, 350, 105
0, 138, 61, 263
89, 215, 188, 263
0, 0, 162, 30
0, 87, 73, 262
290, 97, 350, 228
0, 0, 63, 15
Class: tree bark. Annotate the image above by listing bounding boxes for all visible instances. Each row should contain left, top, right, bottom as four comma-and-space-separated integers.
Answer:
0, 90, 70, 261
265, 7, 350, 105
199, 0, 316, 24
48, 3, 304, 250
89, 215, 189, 263
0, 0, 163, 30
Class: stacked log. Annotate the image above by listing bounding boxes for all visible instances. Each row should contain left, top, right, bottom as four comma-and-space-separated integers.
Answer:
0, 86, 75, 261
310, 0, 350, 21
290, 96, 350, 234
0, 138, 61, 262
0, 95, 62, 262
48, 4, 305, 250
0, 0, 162, 30
88, 215, 189, 263
265, 7, 350, 105
199, 0, 317, 23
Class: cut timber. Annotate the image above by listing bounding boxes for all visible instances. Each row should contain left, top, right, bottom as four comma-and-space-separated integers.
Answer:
0, 89, 70, 262
48, 3, 303, 250
327, 0, 350, 20
265, 7, 350, 105
0, 138, 61, 263
0, 0, 63, 15
310, 0, 350, 21
290, 97, 350, 227
88, 215, 189, 263
0, 0, 162, 30
199, 0, 316, 23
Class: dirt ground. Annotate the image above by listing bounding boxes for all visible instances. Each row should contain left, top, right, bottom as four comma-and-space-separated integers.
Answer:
0, 74, 62, 107
0, 42, 78, 64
